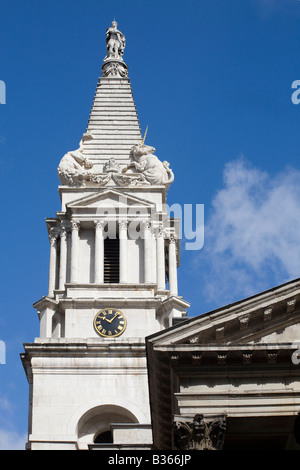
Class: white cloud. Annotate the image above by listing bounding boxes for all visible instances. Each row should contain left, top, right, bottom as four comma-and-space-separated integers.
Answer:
199, 158, 300, 306
0, 429, 27, 450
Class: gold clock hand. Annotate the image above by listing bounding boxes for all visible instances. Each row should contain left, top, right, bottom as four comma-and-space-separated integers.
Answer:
106, 313, 119, 324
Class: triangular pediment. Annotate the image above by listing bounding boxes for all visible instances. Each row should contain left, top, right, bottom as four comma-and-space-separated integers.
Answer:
66, 189, 154, 213
148, 278, 300, 348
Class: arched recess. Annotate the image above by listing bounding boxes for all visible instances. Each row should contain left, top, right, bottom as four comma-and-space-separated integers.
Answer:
77, 404, 138, 449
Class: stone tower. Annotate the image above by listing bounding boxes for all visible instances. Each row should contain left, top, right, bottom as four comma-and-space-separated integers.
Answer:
21, 21, 190, 450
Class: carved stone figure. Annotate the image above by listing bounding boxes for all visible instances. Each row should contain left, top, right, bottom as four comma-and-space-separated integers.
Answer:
105, 21, 126, 60
57, 135, 95, 186
57, 133, 174, 188
122, 142, 174, 186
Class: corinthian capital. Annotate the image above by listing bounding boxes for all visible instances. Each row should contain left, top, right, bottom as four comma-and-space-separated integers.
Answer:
94, 220, 106, 230
142, 220, 151, 231
173, 414, 227, 451
60, 220, 71, 238
49, 228, 59, 246
156, 225, 166, 239
169, 234, 176, 244
118, 219, 128, 230
71, 219, 80, 231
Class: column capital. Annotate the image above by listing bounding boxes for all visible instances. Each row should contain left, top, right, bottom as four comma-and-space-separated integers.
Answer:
173, 414, 227, 451
71, 219, 80, 231
94, 220, 106, 230
142, 220, 151, 230
168, 234, 177, 244
156, 225, 166, 239
49, 228, 59, 246
118, 219, 128, 230
60, 221, 70, 238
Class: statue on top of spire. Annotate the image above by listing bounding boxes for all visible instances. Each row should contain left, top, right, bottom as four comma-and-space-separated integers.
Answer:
105, 21, 126, 61
102, 21, 128, 77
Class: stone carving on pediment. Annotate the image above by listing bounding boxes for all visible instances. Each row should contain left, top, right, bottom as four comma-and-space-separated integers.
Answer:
239, 314, 250, 330
287, 298, 297, 313
189, 335, 200, 344
174, 414, 227, 450
263, 307, 272, 321
215, 326, 225, 341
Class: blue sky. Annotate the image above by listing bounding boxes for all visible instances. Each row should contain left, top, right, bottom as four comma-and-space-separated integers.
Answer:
1, 0, 300, 449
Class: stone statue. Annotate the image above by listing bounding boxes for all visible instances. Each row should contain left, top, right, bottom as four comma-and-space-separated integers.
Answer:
57, 134, 95, 186
105, 21, 126, 60
57, 129, 174, 189
122, 141, 174, 186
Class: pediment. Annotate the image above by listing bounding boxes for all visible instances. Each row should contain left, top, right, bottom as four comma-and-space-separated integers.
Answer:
66, 189, 154, 213
148, 278, 300, 348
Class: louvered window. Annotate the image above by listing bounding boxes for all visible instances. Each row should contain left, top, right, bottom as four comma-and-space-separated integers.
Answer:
104, 236, 119, 283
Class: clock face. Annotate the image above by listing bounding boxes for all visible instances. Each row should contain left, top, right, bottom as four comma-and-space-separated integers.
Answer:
94, 308, 127, 338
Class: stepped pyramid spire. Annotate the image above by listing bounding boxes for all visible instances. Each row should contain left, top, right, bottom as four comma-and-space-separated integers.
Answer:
83, 20, 142, 169
57, 21, 174, 189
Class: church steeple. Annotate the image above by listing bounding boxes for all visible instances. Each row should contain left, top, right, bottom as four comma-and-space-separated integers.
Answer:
21, 21, 190, 450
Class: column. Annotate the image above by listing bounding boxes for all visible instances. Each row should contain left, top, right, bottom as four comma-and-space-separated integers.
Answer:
119, 220, 128, 284
156, 226, 166, 291
59, 223, 68, 290
39, 307, 55, 338
94, 220, 105, 283
168, 235, 178, 296
48, 228, 58, 297
70, 219, 80, 283
143, 221, 152, 284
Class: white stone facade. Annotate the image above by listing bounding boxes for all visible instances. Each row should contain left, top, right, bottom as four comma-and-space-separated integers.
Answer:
21, 22, 189, 450
147, 279, 300, 450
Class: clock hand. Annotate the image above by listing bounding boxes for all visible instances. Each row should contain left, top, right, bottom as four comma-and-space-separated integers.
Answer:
105, 313, 119, 324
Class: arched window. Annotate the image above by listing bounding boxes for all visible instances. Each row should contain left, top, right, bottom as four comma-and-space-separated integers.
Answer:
77, 404, 139, 449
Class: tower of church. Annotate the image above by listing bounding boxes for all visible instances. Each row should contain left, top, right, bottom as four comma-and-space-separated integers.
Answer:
21, 21, 189, 450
